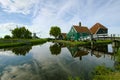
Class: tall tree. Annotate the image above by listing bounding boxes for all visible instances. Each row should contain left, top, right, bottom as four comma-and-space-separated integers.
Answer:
49, 26, 61, 39
12, 27, 32, 39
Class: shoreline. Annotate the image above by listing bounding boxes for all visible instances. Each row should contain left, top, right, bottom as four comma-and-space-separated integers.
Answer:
53, 40, 112, 46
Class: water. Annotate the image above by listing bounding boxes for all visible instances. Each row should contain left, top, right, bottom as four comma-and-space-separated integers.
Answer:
0, 42, 119, 80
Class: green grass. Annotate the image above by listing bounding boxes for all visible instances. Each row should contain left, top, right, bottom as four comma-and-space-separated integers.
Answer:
93, 72, 120, 80
0, 38, 47, 48
94, 40, 112, 44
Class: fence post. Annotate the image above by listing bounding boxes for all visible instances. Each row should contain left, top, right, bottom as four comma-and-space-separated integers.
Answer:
111, 34, 112, 40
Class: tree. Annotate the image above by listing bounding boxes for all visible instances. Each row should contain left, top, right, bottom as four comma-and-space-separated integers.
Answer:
12, 27, 32, 39
4, 35, 11, 39
49, 26, 61, 39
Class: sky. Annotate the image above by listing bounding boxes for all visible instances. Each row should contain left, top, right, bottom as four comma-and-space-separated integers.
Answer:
0, 0, 120, 38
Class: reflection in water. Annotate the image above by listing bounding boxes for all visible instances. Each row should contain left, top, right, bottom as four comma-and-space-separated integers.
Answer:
12, 46, 32, 55
90, 44, 109, 58
114, 48, 120, 71
4, 46, 32, 56
91, 44, 108, 53
0, 42, 119, 80
67, 45, 88, 60
49, 43, 61, 55
0, 60, 69, 80
67, 44, 118, 60
88, 44, 118, 59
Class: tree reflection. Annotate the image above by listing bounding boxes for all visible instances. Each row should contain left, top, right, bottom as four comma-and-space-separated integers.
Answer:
12, 46, 32, 56
49, 43, 61, 55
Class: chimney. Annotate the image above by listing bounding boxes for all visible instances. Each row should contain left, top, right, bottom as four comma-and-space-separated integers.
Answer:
79, 22, 81, 27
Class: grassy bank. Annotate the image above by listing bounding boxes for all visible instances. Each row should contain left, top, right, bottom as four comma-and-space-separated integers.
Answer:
0, 39, 47, 48
53, 40, 112, 46
92, 65, 120, 80
92, 48, 120, 80
93, 40, 112, 44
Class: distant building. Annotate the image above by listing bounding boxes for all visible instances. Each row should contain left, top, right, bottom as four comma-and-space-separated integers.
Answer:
58, 33, 67, 40
90, 23, 108, 39
67, 22, 91, 41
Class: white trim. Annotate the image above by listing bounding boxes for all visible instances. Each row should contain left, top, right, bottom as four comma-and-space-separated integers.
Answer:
95, 27, 100, 34
73, 26, 77, 33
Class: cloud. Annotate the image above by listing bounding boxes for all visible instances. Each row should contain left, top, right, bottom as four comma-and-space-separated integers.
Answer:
30, 0, 81, 38
0, 0, 120, 38
0, 23, 16, 37
0, 0, 38, 15
0, 23, 31, 38
30, 0, 120, 38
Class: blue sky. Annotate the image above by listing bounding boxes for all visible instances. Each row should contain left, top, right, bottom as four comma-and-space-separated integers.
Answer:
0, 0, 120, 38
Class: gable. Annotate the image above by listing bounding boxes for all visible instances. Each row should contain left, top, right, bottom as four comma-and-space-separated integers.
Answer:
96, 28, 108, 34
90, 23, 108, 34
68, 26, 77, 34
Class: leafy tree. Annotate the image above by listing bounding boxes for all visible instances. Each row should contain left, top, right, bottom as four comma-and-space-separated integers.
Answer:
12, 27, 32, 39
4, 35, 11, 39
49, 26, 61, 39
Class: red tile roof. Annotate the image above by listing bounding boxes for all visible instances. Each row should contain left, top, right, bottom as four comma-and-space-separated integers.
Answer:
73, 51, 88, 57
73, 25, 91, 34
90, 23, 107, 34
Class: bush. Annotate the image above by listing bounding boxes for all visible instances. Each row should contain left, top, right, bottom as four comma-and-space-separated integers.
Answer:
4, 35, 11, 39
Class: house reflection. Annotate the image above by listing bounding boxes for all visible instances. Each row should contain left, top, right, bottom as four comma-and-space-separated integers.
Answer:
89, 44, 118, 60
90, 44, 108, 58
67, 45, 89, 60
67, 44, 117, 60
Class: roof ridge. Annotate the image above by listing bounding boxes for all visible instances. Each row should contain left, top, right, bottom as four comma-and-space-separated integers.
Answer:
73, 26, 91, 34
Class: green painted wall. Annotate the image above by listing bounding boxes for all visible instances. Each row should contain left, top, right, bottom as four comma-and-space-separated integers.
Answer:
67, 27, 90, 40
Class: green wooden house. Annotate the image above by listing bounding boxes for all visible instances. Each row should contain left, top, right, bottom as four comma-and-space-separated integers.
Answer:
67, 22, 91, 40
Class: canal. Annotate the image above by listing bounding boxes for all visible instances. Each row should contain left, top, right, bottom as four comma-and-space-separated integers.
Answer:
0, 42, 119, 80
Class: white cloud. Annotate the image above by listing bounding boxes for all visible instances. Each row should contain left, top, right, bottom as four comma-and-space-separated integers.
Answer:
0, 23, 16, 37
0, 0, 120, 38
30, 0, 81, 38
0, 0, 38, 15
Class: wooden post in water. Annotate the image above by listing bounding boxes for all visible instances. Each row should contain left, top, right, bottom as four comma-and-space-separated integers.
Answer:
111, 34, 112, 40
113, 34, 115, 40
90, 34, 94, 49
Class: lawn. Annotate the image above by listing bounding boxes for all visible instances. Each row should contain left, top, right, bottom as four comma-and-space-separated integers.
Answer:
0, 38, 48, 48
